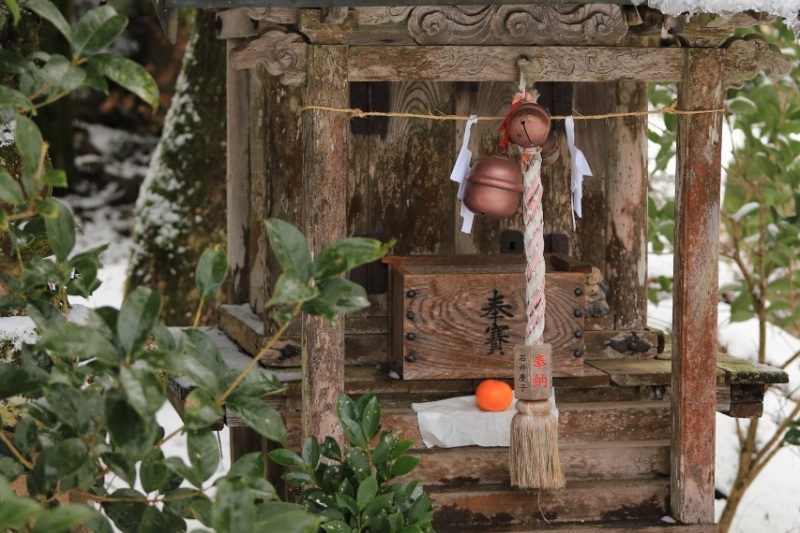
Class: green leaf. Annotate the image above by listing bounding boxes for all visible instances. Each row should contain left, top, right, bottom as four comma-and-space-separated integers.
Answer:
23, 0, 72, 44
32, 438, 90, 494
311, 237, 391, 281
389, 439, 414, 460
320, 436, 342, 462
31, 504, 95, 533
371, 432, 394, 465
727, 96, 758, 116
302, 436, 320, 470
0, 364, 48, 398
266, 273, 319, 308
336, 392, 357, 422
105, 389, 159, 460
102, 489, 148, 533
42, 169, 67, 187
321, 519, 354, 533
269, 448, 305, 468
362, 493, 394, 525
340, 416, 367, 450
152, 323, 176, 351
72, 5, 127, 57
119, 363, 166, 418
138, 506, 173, 533
81, 59, 108, 92
160, 350, 221, 397
0, 167, 24, 204
101, 453, 136, 487
0, 209, 5, 231
14, 114, 43, 180
257, 509, 322, 533
356, 475, 378, 509
87, 54, 159, 109
37, 322, 119, 363
140, 449, 175, 494
183, 388, 224, 430
0, 497, 41, 530
334, 493, 359, 518
0, 457, 25, 481
213, 478, 256, 533
3, 0, 20, 25
263, 219, 312, 280
39, 55, 86, 95
282, 470, 315, 485
43, 382, 93, 433
389, 455, 421, 478
34, 197, 58, 218
179, 329, 227, 378
164, 456, 201, 488
226, 394, 287, 444
188, 429, 220, 483
43, 198, 76, 261
344, 447, 371, 481
302, 279, 370, 321
117, 286, 162, 357
228, 452, 267, 479
0, 85, 33, 112
195, 245, 227, 301
361, 396, 381, 441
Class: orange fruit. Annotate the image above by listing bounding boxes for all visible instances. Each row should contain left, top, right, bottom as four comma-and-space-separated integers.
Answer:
475, 379, 514, 412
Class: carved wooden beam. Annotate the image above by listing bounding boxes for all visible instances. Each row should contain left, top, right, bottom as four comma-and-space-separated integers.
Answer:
406, 4, 627, 46
229, 27, 308, 86
722, 35, 792, 90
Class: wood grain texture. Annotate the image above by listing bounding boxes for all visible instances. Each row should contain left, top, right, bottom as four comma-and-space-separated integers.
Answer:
226, 39, 251, 304
301, 44, 349, 443
394, 264, 585, 379
604, 81, 648, 330
349, 46, 684, 83
428, 478, 668, 526
670, 48, 724, 525
247, 66, 269, 317
398, 440, 670, 487
435, 521, 718, 533
229, 28, 308, 85
583, 329, 661, 360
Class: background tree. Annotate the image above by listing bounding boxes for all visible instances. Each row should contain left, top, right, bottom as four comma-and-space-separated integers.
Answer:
127, 10, 227, 326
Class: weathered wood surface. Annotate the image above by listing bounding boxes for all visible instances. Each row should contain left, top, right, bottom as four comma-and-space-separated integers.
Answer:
392, 260, 585, 379
429, 478, 668, 526
716, 353, 789, 385
670, 47, 724, 525
226, 39, 251, 304
350, 46, 684, 83
301, 44, 349, 443
281, 400, 671, 450
247, 66, 269, 316
229, 28, 308, 85
722, 36, 792, 90
397, 440, 670, 486
435, 521, 718, 533
603, 81, 648, 330
583, 329, 662, 360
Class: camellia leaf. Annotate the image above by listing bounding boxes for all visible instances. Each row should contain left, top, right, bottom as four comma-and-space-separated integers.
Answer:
0, 362, 48, 398
140, 449, 173, 494
0, 497, 41, 531
356, 475, 378, 510
3, 0, 20, 25
41, 169, 67, 187
0, 85, 33, 112
266, 273, 319, 308
102, 488, 147, 533
268, 448, 305, 469
37, 322, 119, 364
43, 382, 92, 433
340, 417, 367, 450
31, 504, 96, 533
23, 0, 72, 44
117, 286, 162, 357
43, 198, 76, 261
86, 54, 159, 109
105, 390, 159, 460
320, 436, 342, 462
226, 394, 287, 445
213, 478, 256, 533
258, 510, 322, 533
0, 167, 24, 205
302, 279, 369, 321
119, 363, 165, 418
195, 245, 227, 301
228, 452, 267, 479
301, 436, 320, 470
187, 429, 220, 483
344, 447, 371, 481
39, 54, 86, 96
14, 114, 43, 182
389, 455, 422, 478
311, 237, 392, 281
34, 197, 58, 218
360, 395, 381, 441
72, 5, 127, 58
183, 388, 223, 430
263, 218, 312, 280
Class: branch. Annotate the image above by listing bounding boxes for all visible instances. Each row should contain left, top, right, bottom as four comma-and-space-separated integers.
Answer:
752, 399, 800, 468
780, 348, 800, 370
0, 431, 33, 470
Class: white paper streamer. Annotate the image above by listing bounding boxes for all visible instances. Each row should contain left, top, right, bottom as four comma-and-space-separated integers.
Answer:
450, 116, 479, 234
565, 116, 593, 229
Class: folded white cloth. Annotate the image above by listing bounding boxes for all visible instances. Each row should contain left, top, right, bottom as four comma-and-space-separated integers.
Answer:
411, 395, 516, 448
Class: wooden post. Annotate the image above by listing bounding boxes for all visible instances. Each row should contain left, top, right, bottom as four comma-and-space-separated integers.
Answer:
604, 81, 648, 330
226, 39, 251, 305
301, 44, 349, 443
671, 48, 724, 524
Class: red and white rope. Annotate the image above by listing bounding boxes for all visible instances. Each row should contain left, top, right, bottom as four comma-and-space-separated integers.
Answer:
522, 148, 545, 347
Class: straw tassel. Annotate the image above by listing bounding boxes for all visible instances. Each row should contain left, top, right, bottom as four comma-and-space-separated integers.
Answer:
509, 146, 565, 490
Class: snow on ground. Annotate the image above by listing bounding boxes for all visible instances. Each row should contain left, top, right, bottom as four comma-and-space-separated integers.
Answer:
649, 254, 800, 533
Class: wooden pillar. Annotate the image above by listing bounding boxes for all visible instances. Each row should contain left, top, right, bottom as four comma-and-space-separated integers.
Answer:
226, 39, 251, 304
301, 44, 349, 443
671, 48, 724, 524
604, 81, 648, 330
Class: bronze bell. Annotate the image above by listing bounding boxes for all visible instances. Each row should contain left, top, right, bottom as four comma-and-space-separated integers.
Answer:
507, 102, 551, 148
540, 131, 561, 167
463, 148, 523, 219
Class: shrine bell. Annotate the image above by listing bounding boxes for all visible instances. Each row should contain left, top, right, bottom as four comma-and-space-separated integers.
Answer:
463, 148, 523, 219
508, 102, 551, 148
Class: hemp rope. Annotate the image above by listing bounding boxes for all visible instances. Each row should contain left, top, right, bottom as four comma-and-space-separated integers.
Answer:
299, 101, 727, 122
522, 148, 545, 346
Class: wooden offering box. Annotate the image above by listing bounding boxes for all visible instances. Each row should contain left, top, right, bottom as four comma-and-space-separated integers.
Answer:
387, 255, 586, 380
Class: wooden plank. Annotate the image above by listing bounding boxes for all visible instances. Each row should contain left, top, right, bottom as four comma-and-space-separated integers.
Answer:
225, 40, 251, 304
398, 440, 670, 486
436, 522, 718, 533
248, 66, 269, 317
281, 400, 671, 450
301, 44, 349, 443
588, 359, 672, 386
583, 329, 661, 360
348, 46, 684, 83
395, 266, 585, 379
428, 478, 669, 526
603, 81, 649, 330
216, 10, 259, 39
716, 354, 788, 385
670, 47, 725, 525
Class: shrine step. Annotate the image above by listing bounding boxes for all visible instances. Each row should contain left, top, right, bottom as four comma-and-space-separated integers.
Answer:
428, 479, 670, 529
435, 520, 718, 533
396, 440, 670, 487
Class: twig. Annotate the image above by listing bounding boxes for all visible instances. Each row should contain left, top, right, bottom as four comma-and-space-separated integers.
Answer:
0, 431, 33, 470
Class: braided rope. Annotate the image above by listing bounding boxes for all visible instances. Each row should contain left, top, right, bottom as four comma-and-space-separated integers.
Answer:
522, 148, 545, 347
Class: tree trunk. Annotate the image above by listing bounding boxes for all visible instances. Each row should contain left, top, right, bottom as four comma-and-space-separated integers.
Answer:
128, 11, 227, 326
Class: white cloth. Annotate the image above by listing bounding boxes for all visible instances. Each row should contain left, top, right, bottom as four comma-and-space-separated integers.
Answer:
412, 395, 515, 448
450, 116, 479, 234
565, 116, 593, 229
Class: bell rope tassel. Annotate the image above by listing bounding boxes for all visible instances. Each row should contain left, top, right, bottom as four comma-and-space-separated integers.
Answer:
509, 147, 565, 490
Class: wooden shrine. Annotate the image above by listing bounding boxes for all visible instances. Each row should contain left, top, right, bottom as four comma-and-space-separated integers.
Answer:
163, 2, 793, 530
